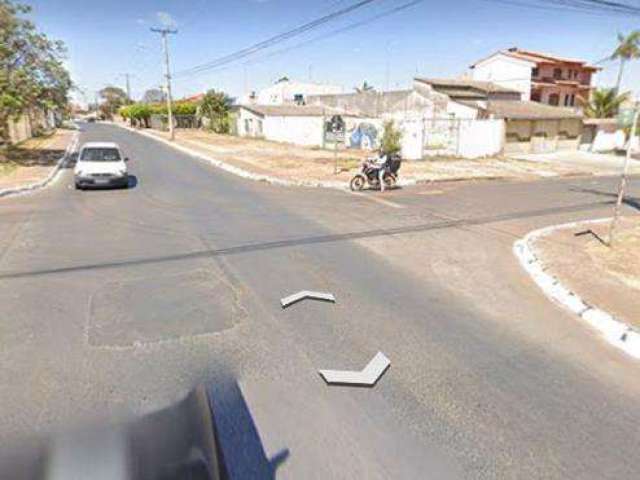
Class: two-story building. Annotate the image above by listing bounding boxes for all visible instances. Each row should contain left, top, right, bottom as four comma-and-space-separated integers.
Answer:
470, 48, 600, 108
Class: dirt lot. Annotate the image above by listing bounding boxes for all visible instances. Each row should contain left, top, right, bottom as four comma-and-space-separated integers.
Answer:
532, 216, 640, 328
139, 127, 628, 187
0, 129, 74, 191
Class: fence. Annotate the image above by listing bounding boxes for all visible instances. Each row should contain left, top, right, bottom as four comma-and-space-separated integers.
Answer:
415, 118, 504, 159
150, 114, 200, 131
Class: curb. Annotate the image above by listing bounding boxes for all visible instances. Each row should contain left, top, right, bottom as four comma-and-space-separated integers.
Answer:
514, 218, 640, 359
0, 130, 79, 199
109, 123, 350, 191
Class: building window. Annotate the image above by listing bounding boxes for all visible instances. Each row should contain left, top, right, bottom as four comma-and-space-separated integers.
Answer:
532, 67, 539, 78
293, 93, 305, 105
553, 68, 562, 80
570, 94, 575, 106
549, 93, 560, 106
564, 95, 569, 106
531, 91, 541, 102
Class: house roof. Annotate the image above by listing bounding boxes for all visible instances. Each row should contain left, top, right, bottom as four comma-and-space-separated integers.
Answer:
486, 100, 582, 120
180, 93, 205, 103
415, 77, 520, 95
239, 104, 360, 117
472, 48, 601, 71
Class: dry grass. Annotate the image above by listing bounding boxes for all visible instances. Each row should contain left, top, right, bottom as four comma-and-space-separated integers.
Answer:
585, 220, 640, 291
534, 216, 640, 328
137, 126, 627, 186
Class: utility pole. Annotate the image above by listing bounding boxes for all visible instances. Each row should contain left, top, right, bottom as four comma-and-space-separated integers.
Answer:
151, 27, 177, 141
608, 104, 639, 247
123, 73, 131, 102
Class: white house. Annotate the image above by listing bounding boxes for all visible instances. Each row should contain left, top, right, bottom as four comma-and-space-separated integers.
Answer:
470, 52, 533, 101
241, 79, 344, 106
237, 104, 360, 147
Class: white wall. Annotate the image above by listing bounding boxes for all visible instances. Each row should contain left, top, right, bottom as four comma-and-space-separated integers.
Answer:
263, 115, 325, 146
237, 108, 264, 137
472, 53, 533, 101
446, 101, 481, 119
457, 119, 505, 158
404, 118, 505, 159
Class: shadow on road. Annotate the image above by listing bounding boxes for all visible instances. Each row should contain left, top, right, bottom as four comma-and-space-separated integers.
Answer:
207, 377, 290, 479
0, 199, 617, 281
570, 187, 640, 211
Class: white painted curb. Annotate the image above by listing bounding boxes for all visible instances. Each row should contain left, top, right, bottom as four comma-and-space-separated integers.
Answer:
514, 218, 640, 359
0, 129, 79, 199
109, 123, 350, 190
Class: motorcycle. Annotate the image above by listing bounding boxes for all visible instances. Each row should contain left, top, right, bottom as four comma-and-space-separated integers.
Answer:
349, 154, 402, 191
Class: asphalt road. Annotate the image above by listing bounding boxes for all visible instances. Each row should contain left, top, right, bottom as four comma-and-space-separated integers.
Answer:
1, 122, 639, 479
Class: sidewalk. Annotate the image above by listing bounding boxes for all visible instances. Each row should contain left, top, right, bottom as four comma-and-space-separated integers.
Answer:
531, 216, 640, 329
122, 124, 620, 189
0, 129, 75, 192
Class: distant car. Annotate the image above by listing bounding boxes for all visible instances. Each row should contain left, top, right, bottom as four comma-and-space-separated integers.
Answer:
86, 117, 96, 123
74, 142, 129, 190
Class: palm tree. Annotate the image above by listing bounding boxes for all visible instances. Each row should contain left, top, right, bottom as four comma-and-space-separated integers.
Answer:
610, 31, 640, 93
580, 88, 629, 118
354, 81, 374, 93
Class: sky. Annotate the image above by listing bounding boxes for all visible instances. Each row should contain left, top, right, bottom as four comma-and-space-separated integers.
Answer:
24, 0, 640, 105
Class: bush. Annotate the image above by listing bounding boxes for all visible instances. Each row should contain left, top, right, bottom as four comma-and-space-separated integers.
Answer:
173, 102, 197, 115
381, 120, 402, 155
120, 103, 152, 127
199, 89, 233, 134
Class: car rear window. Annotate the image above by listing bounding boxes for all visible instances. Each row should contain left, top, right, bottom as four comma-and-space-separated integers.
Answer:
80, 148, 121, 162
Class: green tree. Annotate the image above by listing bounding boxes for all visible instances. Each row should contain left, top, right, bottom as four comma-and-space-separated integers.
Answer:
380, 120, 402, 155
199, 89, 233, 133
142, 88, 165, 104
611, 31, 640, 93
581, 88, 629, 118
0, 0, 72, 145
98, 86, 128, 120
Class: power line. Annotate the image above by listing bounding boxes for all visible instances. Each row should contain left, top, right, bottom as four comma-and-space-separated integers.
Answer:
172, 0, 384, 79
171, 0, 424, 85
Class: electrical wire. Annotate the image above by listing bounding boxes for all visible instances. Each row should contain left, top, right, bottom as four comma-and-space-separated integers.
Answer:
172, 0, 384, 78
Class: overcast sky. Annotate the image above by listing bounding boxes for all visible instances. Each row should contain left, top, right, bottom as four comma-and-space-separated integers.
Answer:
25, 0, 640, 104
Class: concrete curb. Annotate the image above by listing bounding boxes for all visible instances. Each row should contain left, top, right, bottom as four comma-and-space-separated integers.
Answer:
514, 218, 640, 359
0, 130, 79, 199
110, 123, 351, 190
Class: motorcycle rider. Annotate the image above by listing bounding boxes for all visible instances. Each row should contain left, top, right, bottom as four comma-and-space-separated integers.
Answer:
372, 150, 390, 192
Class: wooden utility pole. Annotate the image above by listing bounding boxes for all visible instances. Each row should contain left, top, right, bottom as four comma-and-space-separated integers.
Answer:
608, 105, 639, 247
151, 27, 177, 141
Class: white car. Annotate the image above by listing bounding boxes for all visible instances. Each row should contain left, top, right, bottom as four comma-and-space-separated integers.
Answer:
74, 142, 129, 189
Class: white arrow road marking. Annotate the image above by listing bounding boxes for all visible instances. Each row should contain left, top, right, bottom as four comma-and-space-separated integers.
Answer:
280, 290, 336, 308
319, 352, 390, 386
